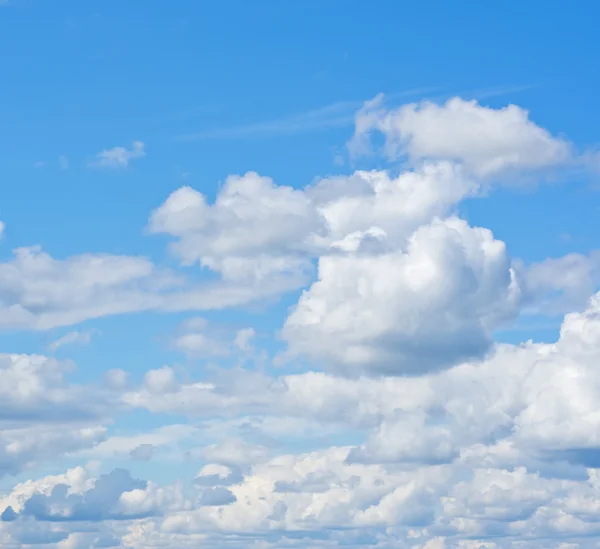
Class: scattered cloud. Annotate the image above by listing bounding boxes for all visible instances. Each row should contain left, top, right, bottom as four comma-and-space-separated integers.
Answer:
89, 141, 145, 169
3, 93, 600, 549
48, 330, 96, 352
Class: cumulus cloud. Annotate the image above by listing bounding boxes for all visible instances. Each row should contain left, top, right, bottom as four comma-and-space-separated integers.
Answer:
149, 171, 324, 282
0, 354, 111, 476
3, 95, 600, 549
0, 467, 186, 528
124, 290, 600, 466
283, 217, 520, 375
89, 141, 145, 169
1, 98, 594, 334
348, 95, 573, 176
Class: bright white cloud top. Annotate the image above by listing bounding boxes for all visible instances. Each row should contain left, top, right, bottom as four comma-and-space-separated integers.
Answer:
1, 90, 600, 549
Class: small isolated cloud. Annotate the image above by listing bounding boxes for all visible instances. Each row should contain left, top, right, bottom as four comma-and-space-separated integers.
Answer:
48, 330, 95, 352
0, 221, 5, 239
90, 141, 145, 169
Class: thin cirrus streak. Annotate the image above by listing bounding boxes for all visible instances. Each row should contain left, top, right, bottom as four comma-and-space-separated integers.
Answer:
173, 87, 437, 142
173, 84, 536, 142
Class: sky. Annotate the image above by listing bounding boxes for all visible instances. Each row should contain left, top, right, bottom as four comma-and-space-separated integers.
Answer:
1, 0, 600, 548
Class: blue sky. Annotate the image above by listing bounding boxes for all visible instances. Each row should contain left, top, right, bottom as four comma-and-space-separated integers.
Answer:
1, 1, 600, 548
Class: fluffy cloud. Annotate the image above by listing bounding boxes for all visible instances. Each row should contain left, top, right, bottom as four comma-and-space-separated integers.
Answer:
0, 354, 110, 477
0, 245, 304, 330
10, 469, 147, 522
124, 290, 600, 466
3, 95, 600, 549
1, 99, 594, 334
283, 216, 520, 375
149, 163, 477, 283
348, 95, 572, 176
149, 171, 323, 282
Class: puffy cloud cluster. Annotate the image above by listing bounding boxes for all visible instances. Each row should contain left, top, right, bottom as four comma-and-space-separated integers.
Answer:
1, 95, 600, 549
78, 292, 600, 547
147, 98, 598, 376
0, 354, 110, 478
0, 97, 595, 344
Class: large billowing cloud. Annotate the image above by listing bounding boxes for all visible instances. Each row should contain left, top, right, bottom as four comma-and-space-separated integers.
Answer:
2, 95, 600, 549
93, 292, 600, 547
283, 216, 520, 375
0, 98, 594, 334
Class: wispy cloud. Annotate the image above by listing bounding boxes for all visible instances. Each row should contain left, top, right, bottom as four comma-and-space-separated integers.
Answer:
176, 100, 361, 141
175, 88, 435, 142
89, 141, 145, 169
48, 330, 96, 352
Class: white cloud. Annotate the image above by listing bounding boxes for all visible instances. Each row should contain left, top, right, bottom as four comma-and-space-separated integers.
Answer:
0, 468, 158, 522
149, 171, 323, 282
517, 251, 600, 315
2, 95, 590, 334
143, 365, 180, 395
172, 318, 257, 358
2, 94, 600, 549
283, 216, 520, 375
0, 353, 112, 477
124, 290, 600, 466
73, 424, 197, 460
348, 95, 573, 176
234, 327, 255, 352
0, 245, 306, 330
90, 141, 145, 169
48, 330, 96, 352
